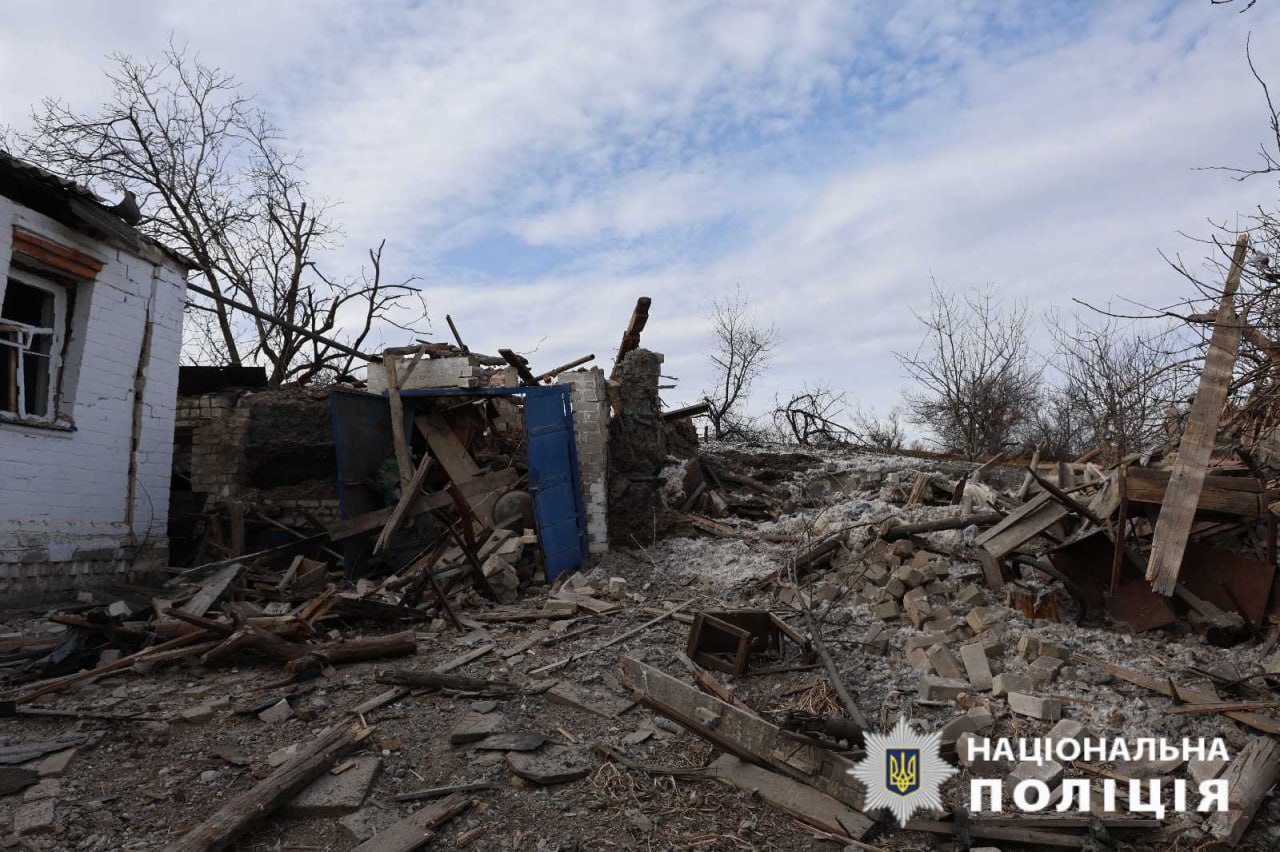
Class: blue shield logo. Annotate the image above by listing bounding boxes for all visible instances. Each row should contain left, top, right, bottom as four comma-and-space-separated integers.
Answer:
886, 748, 920, 796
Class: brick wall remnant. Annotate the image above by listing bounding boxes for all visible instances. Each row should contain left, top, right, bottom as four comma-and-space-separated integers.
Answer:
607, 348, 683, 547
560, 368, 609, 553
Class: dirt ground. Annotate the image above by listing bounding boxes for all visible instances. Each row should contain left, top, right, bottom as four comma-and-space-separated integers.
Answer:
3, 444, 1280, 851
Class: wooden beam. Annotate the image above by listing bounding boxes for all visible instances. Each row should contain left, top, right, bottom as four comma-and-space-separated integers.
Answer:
538, 353, 594, 383
1207, 736, 1280, 845
1124, 467, 1264, 518
350, 793, 472, 852
326, 469, 518, 541
159, 721, 374, 851
497, 348, 538, 385
619, 655, 870, 821
1147, 235, 1249, 595
384, 357, 413, 491
612, 296, 651, 375
373, 454, 435, 554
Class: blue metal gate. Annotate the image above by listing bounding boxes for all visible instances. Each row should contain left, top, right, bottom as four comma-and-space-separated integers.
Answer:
523, 386, 588, 581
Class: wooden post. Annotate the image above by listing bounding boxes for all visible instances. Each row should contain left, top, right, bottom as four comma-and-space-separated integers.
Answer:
1147, 235, 1249, 595
384, 356, 413, 491
611, 296, 651, 376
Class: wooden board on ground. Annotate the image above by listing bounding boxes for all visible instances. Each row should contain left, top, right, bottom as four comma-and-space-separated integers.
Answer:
350, 792, 472, 852
179, 563, 241, 618
619, 656, 868, 821
706, 754, 870, 841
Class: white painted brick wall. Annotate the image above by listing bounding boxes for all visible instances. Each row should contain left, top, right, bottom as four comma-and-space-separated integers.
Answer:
0, 197, 187, 601
559, 368, 610, 554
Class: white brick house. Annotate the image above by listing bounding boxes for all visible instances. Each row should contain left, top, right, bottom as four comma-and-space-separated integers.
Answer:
0, 153, 193, 602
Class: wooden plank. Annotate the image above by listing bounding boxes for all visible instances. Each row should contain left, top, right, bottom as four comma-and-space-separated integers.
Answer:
415, 411, 499, 526
1207, 736, 1280, 845
433, 643, 495, 674
1074, 653, 1280, 735
350, 792, 471, 852
612, 296, 651, 376
619, 656, 867, 814
327, 469, 518, 541
1124, 467, 1264, 517
529, 601, 695, 676
706, 755, 872, 841
975, 492, 1069, 559
384, 356, 413, 491
179, 563, 242, 618
1147, 235, 1250, 595
373, 452, 436, 553
160, 722, 373, 851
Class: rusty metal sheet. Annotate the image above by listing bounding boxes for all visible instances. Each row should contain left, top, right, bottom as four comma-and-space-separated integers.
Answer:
1105, 580, 1178, 631
1179, 542, 1274, 625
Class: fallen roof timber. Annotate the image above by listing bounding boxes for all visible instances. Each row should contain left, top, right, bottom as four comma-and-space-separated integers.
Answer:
1124, 468, 1266, 518
1147, 235, 1250, 595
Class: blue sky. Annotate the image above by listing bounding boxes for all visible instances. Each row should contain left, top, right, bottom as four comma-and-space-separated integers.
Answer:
2, 0, 1278, 421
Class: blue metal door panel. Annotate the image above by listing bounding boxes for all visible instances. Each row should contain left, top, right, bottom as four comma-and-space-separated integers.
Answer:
524, 386, 587, 581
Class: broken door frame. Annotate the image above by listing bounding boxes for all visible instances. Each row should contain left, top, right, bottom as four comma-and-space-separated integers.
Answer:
328, 384, 588, 580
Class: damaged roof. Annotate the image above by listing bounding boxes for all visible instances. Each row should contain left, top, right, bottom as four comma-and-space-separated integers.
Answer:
0, 149, 198, 270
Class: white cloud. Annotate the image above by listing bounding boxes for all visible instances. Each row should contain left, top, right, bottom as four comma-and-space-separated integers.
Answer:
3, 0, 1279, 434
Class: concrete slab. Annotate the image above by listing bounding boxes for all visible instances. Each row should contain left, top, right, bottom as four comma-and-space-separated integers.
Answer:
282, 756, 382, 817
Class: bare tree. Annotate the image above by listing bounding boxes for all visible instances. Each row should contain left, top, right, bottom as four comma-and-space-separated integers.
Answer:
896, 284, 1041, 459
773, 384, 855, 445
1043, 311, 1191, 462
4, 45, 425, 384
850, 404, 907, 452
703, 288, 777, 440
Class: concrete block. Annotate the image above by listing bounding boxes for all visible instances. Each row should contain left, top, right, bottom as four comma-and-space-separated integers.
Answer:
966, 607, 1004, 633
1017, 633, 1041, 661
905, 633, 948, 652
1028, 655, 1064, 685
960, 642, 994, 691
13, 798, 55, 836
966, 706, 994, 732
1008, 758, 1064, 789
258, 698, 293, 723
992, 673, 1032, 697
928, 645, 965, 680
1007, 692, 1062, 721
1046, 719, 1090, 749
1188, 757, 1229, 785
919, 676, 969, 702
449, 712, 506, 744
898, 564, 927, 588
872, 600, 900, 620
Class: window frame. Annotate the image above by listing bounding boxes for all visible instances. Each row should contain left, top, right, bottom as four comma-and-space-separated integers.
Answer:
0, 267, 69, 426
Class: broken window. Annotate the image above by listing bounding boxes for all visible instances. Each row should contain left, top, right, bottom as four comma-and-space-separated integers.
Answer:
0, 271, 68, 423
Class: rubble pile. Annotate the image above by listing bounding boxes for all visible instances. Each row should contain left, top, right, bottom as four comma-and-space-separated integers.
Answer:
2, 282, 1280, 849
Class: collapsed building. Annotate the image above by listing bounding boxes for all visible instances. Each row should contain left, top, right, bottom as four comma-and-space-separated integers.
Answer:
3, 164, 1280, 850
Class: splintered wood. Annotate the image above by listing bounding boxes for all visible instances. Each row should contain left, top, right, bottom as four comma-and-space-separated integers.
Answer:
1146, 235, 1249, 595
